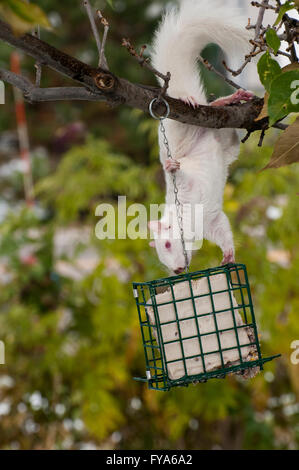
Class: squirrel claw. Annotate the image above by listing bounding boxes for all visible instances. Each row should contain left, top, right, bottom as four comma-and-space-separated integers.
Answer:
212, 89, 254, 107
230, 89, 254, 103
180, 96, 199, 108
165, 158, 180, 173
221, 249, 235, 265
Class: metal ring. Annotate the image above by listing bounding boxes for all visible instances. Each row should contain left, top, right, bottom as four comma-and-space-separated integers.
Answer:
149, 98, 170, 120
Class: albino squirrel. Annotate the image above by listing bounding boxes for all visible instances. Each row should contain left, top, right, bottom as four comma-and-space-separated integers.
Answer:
148, 0, 254, 274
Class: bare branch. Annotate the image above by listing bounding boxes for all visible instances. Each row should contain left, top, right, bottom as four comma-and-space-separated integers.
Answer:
241, 130, 253, 143
34, 26, 42, 86
251, 2, 276, 11
83, 0, 109, 70
254, 0, 270, 38
0, 69, 32, 95
97, 10, 109, 69
224, 0, 270, 77
273, 122, 288, 131
223, 50, 258, 77
0, 18, 267, 132
0, 68, 103, 102
121, 38, 171, 96
224, 0, 298, 76
283, 14, 298, 63
276, 49, 292, 59
198, 56, 242, 90
258, 128, 267, 147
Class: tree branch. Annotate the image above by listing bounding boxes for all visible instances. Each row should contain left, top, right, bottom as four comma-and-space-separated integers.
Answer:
224, 0, 270, 77
0, 69, 104, 102
121, 38, 171, 95
34, 25, 42, 86
97, 10, 109, 70
283, 14, 298, 63
83, 0, 109, 70
254, 0, 270, 37
0, 18, 266, 131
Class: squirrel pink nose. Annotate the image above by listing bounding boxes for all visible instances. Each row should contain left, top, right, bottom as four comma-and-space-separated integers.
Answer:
174, 267, 184, 275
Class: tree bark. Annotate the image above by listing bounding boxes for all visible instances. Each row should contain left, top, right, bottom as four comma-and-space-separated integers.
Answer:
0, 19, 265, 131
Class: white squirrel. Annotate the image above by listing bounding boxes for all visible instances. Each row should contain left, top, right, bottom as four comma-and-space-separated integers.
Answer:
148, 0, 254, 274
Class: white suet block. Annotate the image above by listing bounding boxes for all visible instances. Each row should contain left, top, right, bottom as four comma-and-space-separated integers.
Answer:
147, 274, 258, 380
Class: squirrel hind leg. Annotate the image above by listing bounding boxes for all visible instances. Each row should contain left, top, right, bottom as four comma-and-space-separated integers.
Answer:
211, 90, 254, 107
179, 95, 200, 109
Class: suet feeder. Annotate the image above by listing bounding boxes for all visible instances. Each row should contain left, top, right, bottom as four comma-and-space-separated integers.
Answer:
133, 263, 280, 391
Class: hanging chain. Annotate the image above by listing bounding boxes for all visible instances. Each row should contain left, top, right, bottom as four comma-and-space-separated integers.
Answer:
149, 98, 189, 273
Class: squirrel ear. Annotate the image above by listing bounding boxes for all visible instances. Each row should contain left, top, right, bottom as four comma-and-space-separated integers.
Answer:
148, 220, 161, 233
149, 241, 156, 248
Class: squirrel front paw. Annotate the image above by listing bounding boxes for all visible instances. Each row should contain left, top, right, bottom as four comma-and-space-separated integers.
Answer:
165, 158, 180, 173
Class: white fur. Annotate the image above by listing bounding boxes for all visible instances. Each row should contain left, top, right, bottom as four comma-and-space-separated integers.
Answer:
149, 0, 253, 273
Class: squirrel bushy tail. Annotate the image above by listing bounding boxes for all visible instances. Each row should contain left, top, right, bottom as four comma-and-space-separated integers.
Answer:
151, 0, 251, 104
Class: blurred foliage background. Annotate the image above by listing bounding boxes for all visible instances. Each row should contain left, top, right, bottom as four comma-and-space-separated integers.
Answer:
0, 0, 298, 450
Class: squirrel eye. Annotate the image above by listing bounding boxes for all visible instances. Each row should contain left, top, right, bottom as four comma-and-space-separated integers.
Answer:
165, 241, 171, 249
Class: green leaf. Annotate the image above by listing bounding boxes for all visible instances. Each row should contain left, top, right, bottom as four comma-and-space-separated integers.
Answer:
257, 52, 281, 93
256, 65, 299, 122
274, 1, 295, 25
0, 0, 51, 34
266, 28, 281, 54
268, 70, 299, 126
263, 116, 299, 170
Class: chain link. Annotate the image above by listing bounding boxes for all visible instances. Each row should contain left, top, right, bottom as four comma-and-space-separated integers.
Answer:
149, 98, 189, 273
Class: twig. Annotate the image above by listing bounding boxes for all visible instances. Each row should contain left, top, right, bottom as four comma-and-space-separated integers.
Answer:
83, 0, 109, 70
284, 15, 298, 63
122, 38, 171, 96
251, 2, 276, 11
246, 18, 255, 30
224, 0, 270, 77
258, 128, 267, 147
0, 69, 108, 102
286, 36, 297, 53
241, 130, 253, 143
273, 122, 288, 131
276, 49, 292, 59
97, 11, 109, 69
254, 0, 269, 38
223, 48, 259, 77
34, 26, 42, 86
158, 72, 171, 100
10, 52, 34, 206
198, 56, 242, 90
241, 121, 287, 145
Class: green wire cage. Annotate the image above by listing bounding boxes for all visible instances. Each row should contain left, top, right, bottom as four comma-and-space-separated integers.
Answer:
133, 263, 280, 391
